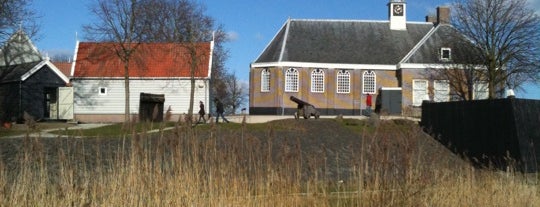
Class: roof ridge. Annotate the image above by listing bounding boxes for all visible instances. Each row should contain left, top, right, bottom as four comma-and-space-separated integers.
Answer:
252, 19, 290, 63
399, 25, 439, 63
278, 19, 292, 62
289, 18, 433, 25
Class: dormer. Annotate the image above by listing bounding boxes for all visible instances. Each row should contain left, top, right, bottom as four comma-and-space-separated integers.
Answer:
389, 0, 407, 30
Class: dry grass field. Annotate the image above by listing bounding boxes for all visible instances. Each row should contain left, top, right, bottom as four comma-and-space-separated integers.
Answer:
0, 117, 537, 206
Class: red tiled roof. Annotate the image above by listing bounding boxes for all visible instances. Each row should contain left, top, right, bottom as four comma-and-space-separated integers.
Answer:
73, 42, 211, 78
52, 62, 73, 77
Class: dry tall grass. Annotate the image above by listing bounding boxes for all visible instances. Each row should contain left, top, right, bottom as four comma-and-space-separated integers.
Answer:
0, 119, 537, 206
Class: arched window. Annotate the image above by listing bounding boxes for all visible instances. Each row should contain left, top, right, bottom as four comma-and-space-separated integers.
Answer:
285, 68, 299, 92
363, 70, 376, 94
337, 70, 350, 93
311, 69, 324, 93
261, 69, 270, 92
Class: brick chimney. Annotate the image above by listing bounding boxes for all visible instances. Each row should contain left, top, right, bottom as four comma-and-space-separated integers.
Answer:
425, 15, 437, 24
437, 6, 450, 24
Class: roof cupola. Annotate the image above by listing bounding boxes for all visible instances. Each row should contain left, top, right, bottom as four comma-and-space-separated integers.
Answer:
389, 0, 407, 30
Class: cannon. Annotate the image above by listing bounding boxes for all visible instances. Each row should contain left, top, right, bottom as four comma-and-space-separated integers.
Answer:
289, 96, 320, 119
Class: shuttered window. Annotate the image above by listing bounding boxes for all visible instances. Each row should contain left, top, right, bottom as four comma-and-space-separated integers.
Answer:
433, 80, 450, 102
413, 80, 429, 106
474, 82, 489, 100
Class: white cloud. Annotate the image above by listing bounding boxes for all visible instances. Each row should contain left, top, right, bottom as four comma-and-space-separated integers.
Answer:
254, 32, 264, 41
227, 31, 239, 42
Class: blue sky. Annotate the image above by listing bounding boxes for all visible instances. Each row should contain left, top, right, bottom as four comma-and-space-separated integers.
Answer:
31, 0, 540, 99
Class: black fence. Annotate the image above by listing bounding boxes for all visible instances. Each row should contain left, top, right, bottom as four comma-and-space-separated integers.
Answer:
421, 98, 540, 172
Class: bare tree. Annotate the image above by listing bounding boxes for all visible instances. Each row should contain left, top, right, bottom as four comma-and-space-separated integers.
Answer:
0, 0, 37, 42
138, 0, 228, 122
1, 0, 38, 72
84, 0, 146, 125
453, 0, 540, 98
221, 72, 247, 114
422, 28, 486, 101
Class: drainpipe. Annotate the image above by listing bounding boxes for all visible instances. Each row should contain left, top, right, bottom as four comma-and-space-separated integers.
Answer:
281, 67, 285, 116
18, 81, 22, 122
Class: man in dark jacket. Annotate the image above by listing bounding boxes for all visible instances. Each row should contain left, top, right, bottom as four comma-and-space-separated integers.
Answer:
214, 98, 229, 123
197, 101, 206, 123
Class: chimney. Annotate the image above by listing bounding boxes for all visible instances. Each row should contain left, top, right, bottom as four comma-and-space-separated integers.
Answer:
425, 15, 437, 24
437, 6, 450, 24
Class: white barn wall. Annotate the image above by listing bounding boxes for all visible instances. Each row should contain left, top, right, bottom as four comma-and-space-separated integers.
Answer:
73, 79, 210, 116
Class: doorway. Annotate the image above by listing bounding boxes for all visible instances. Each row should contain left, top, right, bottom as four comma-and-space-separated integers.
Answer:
44, 87, 58, 119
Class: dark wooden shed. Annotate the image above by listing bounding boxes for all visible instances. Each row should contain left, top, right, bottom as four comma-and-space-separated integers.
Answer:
0, 61, 70, 123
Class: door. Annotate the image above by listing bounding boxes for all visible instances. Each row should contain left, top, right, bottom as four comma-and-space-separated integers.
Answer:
44, 88, 58, 119
58, 87, 74, 120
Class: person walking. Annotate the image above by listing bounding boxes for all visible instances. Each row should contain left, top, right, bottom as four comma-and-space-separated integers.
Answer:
214, 98, 229, 123
197, 101, 206, 123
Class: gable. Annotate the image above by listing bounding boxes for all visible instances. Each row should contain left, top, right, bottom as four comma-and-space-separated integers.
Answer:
254, 19, 434, 65
73, 42, 212, 78
0, 60, 70, 83
0, 30, 42, 66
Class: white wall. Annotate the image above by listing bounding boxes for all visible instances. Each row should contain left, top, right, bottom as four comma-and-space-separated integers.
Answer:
73, 79, 210, 115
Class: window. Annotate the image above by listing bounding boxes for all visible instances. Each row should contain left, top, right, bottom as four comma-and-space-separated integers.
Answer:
474, 82, 489, 100
412, 80, 429, 106
99, 87, 107, 95
337, 70, 350, 93
440, 48, 451, 61
261, 69, 270, 92
433, 80, 450, 102
363, 70, 376, 94
311, 69, 325, 93
285, 68, 299, 92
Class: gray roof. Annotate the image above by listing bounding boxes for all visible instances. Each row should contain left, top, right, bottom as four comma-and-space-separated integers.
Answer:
254, 19, 477, 66
403, 25, 482, 64
0, 61, 41, 82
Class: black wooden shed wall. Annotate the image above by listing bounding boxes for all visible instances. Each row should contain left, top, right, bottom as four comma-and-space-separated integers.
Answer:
421, 99, 540, 172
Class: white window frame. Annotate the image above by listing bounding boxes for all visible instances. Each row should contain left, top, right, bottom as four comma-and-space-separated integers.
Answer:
433, 80, 450, 102
261, 69, 270, 92
310, 69, 325, 93
440, 47, 451, 61
285, 68, 299, 92
473, 81, 489, 100
336, 70, 350, 94
362, 70, 376, 94
99, 87, 108, 95
412, 79, 429, 106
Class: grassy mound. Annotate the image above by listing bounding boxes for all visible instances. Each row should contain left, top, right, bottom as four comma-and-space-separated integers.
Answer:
0, 118, 536, 206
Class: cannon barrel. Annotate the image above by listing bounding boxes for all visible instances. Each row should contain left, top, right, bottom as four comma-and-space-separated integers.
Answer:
289, 96, 312, 106
289, 96, 320, 119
